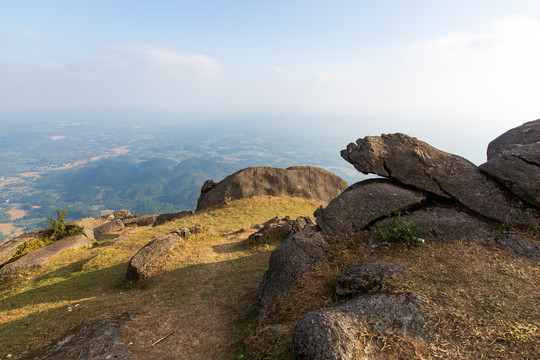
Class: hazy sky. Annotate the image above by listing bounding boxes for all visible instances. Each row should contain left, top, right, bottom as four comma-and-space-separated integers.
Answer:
1, 1, 539, 135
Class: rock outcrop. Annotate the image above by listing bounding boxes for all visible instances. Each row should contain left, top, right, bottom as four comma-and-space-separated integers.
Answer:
18, 314, 133, 360
293, 293, 435, 360
153, 210, 192, 227
126, 225, 202, 282
0, 234, 92, 279
196, 166, 349, 212
257, 226, 329, 318
340, 133, 539, 226
486, 119, 540, 160
335, 262, 406, 296
0, 229, 50, 267
480, 120, 540, 208
317, 179, 429, 237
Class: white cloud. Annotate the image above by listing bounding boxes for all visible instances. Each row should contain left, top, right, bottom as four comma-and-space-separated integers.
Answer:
40, 61, 65, 70
273, 66, 284, 75
116, 43, 221, 75
21, 27, 42, 41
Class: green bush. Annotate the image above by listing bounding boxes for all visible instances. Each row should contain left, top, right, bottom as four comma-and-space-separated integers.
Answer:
47, 208, 68, 239
46, 208, 83, 240
371, 212, 424, 247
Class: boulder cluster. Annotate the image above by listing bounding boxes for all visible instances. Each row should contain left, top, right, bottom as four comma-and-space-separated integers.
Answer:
258, 120, 540, 358
0, 209, 192, 280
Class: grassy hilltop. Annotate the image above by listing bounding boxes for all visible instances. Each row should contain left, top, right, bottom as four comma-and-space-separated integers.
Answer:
0, 196, 539, 359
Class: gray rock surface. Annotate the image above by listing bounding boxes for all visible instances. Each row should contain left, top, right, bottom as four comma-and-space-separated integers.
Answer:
293, 293, 435, 360
341, 133, 539, 226
317, 179, 429, 237
126, 227, 197, 281
0, 229, 50, 267
66, 217, 107, 230
480, 142, 540, 208
247, 216, 317, 244
94, 219, 125, 238
368, 205, 494, 244
153, 210, 192, 227
257, 227, 329, 318
486, 119, 540, 160
17, 314, 133, 360
496, 232, 540, 262
335, 262, 406, 296
196, 166, 349, 212
122, 214, 159, 228
0, 235, 92, 279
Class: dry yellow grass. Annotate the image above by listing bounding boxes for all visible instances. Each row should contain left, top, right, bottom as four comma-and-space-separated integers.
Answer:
248, 231, 540, 359
0, 196, 322, 359
2, 196, 538, 360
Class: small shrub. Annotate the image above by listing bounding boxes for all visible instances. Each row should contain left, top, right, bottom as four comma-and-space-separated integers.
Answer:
47, 208, 68, 239
371, 213, 423, 247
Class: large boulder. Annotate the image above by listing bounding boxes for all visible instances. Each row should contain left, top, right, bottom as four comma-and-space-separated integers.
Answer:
94, 219, 125, 238
0, 234, 92, 279
481, 142, 540, 208
317, 179, 429, 237
196, 166, 349, 212
126, 227, 197, 282
341, 133, 539, 226
293, 293, 435, 360
257, 227, 329, 319
368, 205, 494, 244
17, 315, 133, 360
486, 119, 540, 160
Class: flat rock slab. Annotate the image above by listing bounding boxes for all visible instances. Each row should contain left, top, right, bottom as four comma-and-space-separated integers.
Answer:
0, 229, 50, 267
0, 235, 92, 279
335, 262, 406, 296
153, 210, 192, 227
480, 142, 540, 208
317, 179, 429, 237
196, 166, 349, 212
126, 231, 186, 282
486, 119, 540, 160
341, 133, 539, 226
257, 226, 329, 319
122, 214, 159, 228
18, 314, 133, 360
293, 293, 435, 360
368, 205, 494, 244
496, 232, 540, 262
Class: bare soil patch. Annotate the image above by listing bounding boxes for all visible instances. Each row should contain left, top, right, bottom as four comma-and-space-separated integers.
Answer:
7, 204, 27, 220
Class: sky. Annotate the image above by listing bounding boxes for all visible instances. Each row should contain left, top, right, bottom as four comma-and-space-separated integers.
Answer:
1, 0, 540, 161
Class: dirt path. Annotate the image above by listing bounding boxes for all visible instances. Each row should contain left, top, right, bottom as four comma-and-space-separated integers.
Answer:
124, 234, 268, 360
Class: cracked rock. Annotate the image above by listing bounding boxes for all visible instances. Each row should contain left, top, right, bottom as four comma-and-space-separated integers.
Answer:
341, 133, 539, 226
